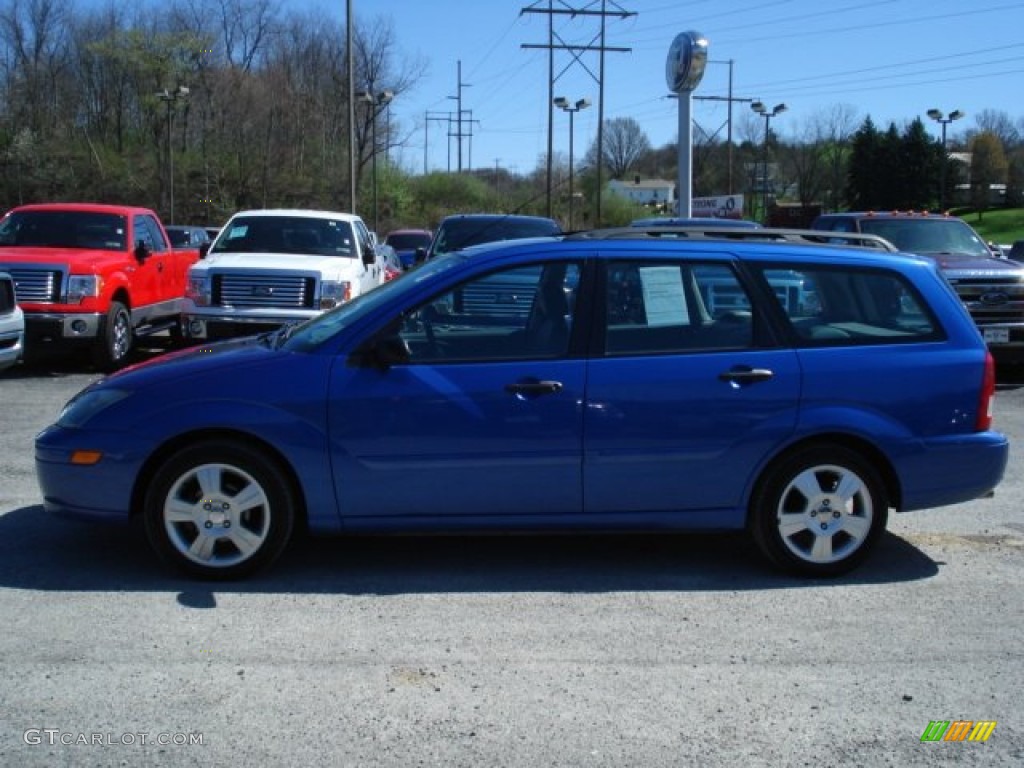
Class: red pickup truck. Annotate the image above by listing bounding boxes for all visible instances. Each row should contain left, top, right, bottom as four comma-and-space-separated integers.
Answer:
0, 203, 200, 369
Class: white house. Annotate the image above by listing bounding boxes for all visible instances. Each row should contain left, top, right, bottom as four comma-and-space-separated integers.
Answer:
608, 177, 676, 208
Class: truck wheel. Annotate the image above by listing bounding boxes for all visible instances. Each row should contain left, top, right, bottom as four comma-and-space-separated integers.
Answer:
142, 440, 296, 579
93, 300, 132, 370
749, 443, 887, 577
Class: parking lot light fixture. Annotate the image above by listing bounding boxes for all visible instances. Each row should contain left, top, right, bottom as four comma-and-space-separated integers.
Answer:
750, 101, 786, 224
156, 85, 189, 222
554, 96, 591, 231
927, 108, 964, 211
361, 90, 395, 233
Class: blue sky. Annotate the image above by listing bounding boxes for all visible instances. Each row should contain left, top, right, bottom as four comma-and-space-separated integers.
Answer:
320, 0, 1024, 176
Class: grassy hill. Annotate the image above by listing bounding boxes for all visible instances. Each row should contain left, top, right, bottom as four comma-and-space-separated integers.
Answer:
957, 207, 1024, 247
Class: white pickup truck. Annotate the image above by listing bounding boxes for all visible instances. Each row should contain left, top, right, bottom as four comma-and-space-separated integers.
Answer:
182, 209, 388, 341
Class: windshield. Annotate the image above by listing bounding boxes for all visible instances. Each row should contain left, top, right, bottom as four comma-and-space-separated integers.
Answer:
166, 228, 192, 247
432, 217, 561, 256
386, 232, 431, 250
212, 215, 358, 257
0, 210, 127, 249
859, 218, 991, 259
282, 254, 464, 352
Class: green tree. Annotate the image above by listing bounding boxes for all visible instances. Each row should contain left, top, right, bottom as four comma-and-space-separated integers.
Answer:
846, 117, 881, 209
846, 117, 943, 210
896, 118, 941, 210
969, 132, 1008, 219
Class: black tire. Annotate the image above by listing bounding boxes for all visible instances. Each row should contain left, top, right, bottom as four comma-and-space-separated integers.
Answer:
143, 440, 296, 579
749, 443, 888, 577
93, 300, 132, 370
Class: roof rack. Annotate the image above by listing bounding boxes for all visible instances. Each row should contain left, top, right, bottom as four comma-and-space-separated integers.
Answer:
567, 226, 898, 252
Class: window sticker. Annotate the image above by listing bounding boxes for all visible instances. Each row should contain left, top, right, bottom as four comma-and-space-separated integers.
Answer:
638, 266, 688, 326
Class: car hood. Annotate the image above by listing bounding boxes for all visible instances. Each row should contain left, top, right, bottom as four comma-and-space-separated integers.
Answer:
99, 335, 291, 391
0, 245, 129, 269
921, 252, 1024, 275
197, 251, 363, 275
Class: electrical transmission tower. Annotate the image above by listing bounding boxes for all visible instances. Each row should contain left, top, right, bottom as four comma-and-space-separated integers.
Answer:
521, 0, 634, 226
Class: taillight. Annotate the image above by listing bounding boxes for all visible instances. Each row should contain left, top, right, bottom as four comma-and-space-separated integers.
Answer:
976, 350, 995, 431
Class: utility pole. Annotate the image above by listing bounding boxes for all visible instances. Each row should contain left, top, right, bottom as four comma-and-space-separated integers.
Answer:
521, 0, 634, 226
694, 60, 754, 195
425, 111, 454, 173
346, 0, 356, 212
448, 61, 474, 172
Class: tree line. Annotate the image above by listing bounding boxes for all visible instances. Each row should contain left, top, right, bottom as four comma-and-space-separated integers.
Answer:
0, 0, 1020, 233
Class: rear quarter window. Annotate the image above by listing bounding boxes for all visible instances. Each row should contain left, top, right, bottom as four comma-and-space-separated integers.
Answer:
757, 265, 944, 345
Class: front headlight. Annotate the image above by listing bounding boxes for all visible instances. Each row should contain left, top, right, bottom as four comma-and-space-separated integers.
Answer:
186, 274, 211, 306
320, 280, 352, 309
67, 275, 102, 304
57, 388, 132, 428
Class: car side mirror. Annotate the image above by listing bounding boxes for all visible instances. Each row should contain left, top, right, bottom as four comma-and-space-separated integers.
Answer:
134, 240, 151, 262
362, 244, 376, 267
199, 242, 211, 259
414, 247, 427, 264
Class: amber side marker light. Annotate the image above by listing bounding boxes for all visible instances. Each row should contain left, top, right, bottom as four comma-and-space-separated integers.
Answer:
70, 450, 103, 466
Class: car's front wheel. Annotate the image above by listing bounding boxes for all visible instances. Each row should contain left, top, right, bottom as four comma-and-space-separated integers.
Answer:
749, 443, 887, 576
143, 440, 296, 579
93, 300, 132, 370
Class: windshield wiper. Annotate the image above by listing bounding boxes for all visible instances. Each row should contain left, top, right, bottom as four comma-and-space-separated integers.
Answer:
272, 322, 301, 348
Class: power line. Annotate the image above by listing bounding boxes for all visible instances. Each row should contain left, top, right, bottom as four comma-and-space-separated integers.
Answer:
520, 0, 636, 225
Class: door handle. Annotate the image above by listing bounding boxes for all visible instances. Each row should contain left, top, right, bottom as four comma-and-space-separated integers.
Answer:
504, 379, 564, 397
718, 366, 774, 383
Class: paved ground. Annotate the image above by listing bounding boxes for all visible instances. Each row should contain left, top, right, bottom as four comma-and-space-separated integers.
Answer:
0, 354, 1021, 767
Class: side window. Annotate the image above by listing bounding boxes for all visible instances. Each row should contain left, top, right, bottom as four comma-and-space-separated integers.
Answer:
395, 262, 580, 363
133, 215, 166, 253
132, 215, 154, 251
146, 218, 168, 252
604, 261, 753, 355
354, 219, 375, 258
760, 266, 941, 343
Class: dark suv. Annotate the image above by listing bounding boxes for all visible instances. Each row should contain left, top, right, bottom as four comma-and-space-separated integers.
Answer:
417, 213, 562, 262
811, 212, 1024, 363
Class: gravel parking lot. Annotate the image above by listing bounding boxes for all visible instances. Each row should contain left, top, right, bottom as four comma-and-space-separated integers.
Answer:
1, 354, 1021, 767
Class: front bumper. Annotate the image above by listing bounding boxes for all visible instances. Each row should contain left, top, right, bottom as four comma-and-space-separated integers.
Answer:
977, 323, 1024, 363
26, 311, 103, 340
184, 308, 319, 340
35, 423, 149, 523
0, 307, 24, 369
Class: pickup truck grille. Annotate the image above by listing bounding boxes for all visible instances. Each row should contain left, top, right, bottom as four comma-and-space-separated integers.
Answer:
5, 268, 63, 303
948, 276, 1024, 326
213, 274, 316, 309
459, 275, 537, 318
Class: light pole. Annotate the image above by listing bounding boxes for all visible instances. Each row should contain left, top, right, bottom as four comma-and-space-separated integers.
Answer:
927, 108, 964, 211
750, 100, 786, 224
360, 89, 394, 233
156, 85, 189, 223
553, 97, 590, 231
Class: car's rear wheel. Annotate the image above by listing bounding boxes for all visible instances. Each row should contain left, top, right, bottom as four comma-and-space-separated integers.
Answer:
143, 440, 296, 579
749, 443, 887, 576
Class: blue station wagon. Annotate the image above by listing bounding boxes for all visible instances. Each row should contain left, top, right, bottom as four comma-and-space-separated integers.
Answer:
35, 228, 1009, 578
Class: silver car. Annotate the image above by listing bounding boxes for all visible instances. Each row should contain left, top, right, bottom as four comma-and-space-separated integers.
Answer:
0, 271, 24, 371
